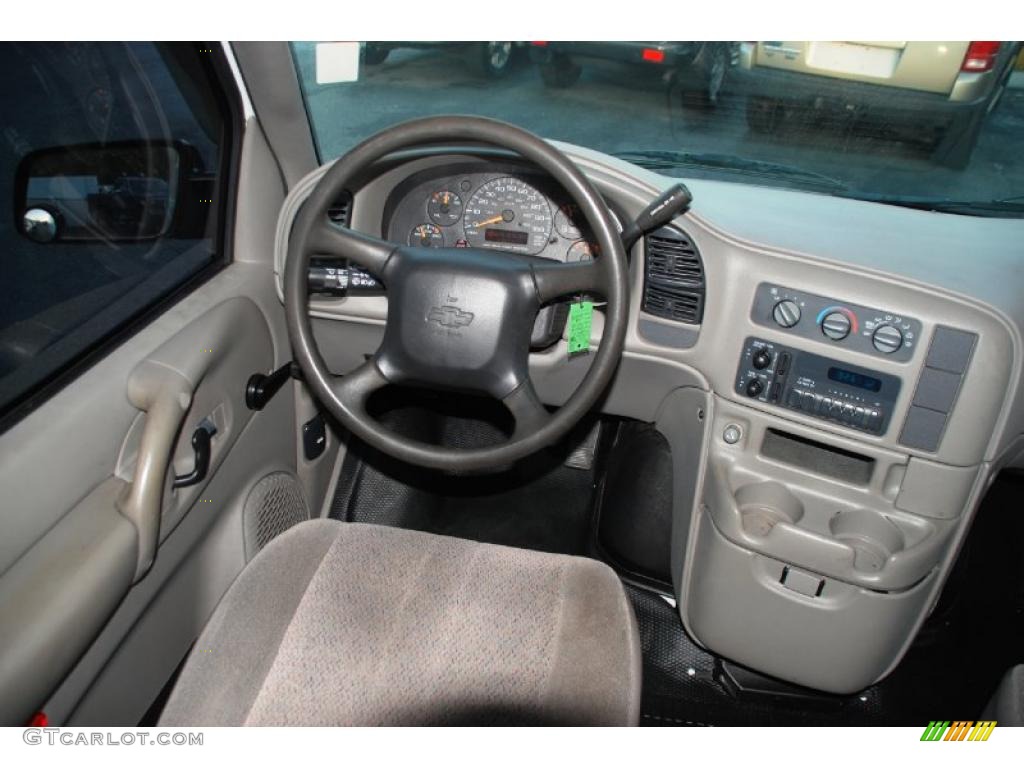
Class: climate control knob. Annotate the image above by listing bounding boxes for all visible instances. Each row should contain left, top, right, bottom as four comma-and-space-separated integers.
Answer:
872, 324, 904, 354
821, 311, 851, 341
772, 299, 801, 328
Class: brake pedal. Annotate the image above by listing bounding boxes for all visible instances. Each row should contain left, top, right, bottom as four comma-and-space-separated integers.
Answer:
564, 421, 601, 471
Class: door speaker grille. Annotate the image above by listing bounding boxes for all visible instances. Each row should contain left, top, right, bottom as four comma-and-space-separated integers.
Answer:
243, 472, 309, 561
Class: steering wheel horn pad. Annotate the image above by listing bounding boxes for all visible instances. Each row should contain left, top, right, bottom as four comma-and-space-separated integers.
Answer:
285, 116, 629, 472
376, 247, 542, 398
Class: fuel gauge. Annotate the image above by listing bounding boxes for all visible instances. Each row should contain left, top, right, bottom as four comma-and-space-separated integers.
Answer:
409, 223, 444, 248
427, 190, 463, 226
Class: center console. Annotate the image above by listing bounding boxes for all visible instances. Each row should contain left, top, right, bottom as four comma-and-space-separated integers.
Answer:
679, 278, 991, 694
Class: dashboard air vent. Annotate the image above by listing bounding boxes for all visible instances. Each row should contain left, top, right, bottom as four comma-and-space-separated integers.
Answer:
643, 286, 703, 324
642, 226, 705, 324
327, 191, 352, 227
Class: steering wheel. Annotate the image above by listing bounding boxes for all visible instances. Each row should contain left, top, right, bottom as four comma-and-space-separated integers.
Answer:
284, 116, 629, 472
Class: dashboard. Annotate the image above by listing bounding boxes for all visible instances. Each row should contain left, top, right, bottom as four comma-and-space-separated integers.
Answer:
383, 163, 618, 264
275, 143, 1024, 696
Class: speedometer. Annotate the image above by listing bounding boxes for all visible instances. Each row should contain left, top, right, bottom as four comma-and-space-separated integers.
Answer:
463, 177, 552, 255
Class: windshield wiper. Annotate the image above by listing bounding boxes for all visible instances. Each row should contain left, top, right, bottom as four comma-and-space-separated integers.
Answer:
613, 150, 849, 193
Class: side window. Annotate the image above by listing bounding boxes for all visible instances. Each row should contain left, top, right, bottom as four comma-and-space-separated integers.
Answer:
0, 42, 230, 425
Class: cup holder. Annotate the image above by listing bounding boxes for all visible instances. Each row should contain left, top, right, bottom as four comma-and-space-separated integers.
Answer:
735, 482, 804, 537
829, 509, 906, 573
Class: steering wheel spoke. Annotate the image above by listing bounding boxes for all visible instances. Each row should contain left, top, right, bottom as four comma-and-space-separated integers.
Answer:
531, 258, 605, 304
330, 358, 391, 412
310, 219, 397, 278
502, 380, 551, 440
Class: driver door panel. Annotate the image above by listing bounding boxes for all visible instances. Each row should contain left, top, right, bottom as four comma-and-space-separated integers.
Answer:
0, 43, 311, 726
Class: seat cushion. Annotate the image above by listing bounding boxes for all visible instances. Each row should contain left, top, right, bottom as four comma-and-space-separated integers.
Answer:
159, 520, 641, 726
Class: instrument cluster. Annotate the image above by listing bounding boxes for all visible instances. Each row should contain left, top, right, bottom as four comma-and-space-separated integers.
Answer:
383, 163, 613, 263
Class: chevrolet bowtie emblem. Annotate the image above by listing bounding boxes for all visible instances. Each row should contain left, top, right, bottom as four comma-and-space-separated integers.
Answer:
427, 305, 475, 328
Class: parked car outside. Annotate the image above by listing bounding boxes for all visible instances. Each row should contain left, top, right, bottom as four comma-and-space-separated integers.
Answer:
362, 41, 520, 78
528, 41, 738, 110
733, 41, 1022, 167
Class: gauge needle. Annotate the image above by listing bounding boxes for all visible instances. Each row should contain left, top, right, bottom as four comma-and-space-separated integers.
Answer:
471, 215, 504, 228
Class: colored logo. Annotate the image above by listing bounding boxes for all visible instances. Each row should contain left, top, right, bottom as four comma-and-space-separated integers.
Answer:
427, 305, 474, 329
920, 721, 997, 741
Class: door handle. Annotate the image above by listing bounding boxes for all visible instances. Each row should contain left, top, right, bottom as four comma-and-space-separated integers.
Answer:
118, 361, 193, 581
172, 419, 218, 489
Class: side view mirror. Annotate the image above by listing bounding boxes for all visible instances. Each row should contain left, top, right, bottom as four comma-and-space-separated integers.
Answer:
14, 140, 211, 244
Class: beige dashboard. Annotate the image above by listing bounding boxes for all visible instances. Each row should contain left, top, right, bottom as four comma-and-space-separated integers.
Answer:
274, 144, 1024, 693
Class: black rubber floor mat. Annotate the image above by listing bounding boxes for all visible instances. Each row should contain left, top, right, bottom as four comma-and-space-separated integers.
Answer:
330, 390, 603, 556
626, 585, 905, 726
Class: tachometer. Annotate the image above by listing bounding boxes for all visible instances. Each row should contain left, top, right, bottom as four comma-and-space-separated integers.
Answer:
463, 177, 552, 255
427, 190, 463, 226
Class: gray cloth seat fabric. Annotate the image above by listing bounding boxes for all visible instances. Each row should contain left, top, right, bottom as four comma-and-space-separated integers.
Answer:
160, 519, 642, 726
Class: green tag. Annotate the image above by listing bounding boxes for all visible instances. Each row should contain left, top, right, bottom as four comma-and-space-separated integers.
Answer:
567, 301, 593, 356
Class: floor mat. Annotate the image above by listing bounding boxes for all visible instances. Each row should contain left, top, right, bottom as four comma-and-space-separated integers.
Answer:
329, 390, 603, 556
627, 585, 900, 726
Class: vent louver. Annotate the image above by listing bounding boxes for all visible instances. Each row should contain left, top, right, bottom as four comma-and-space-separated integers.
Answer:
642, 226, 705, 324
327, 192, 352, 227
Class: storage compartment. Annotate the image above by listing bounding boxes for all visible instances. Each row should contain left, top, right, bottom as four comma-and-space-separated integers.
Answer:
684, 511, 938, 694
761, 428, 875, 486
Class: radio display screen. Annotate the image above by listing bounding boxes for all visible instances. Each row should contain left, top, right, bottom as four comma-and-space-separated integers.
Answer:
828, 366, 882, 393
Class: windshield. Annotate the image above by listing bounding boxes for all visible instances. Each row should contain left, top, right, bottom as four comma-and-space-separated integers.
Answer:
292, 41, 1024, 214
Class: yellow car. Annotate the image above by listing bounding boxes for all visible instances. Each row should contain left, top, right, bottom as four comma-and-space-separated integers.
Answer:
736, 41, 1021, 167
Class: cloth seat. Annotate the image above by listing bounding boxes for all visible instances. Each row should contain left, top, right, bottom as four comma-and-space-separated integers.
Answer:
159, 520, 641, 726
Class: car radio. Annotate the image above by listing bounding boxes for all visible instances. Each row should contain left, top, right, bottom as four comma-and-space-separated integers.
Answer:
735, 337, 901, 435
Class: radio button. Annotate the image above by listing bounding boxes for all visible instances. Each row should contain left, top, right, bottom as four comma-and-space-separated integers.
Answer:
866, 410, 882, 431
776, 352, 791, 377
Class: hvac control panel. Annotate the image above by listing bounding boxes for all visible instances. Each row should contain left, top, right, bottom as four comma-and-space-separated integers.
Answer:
750, 283, 922, 363
736, 337, 902, 435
